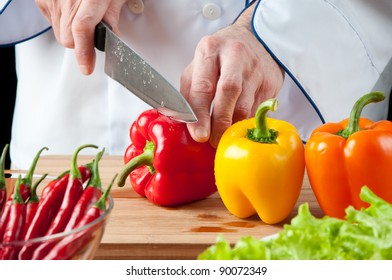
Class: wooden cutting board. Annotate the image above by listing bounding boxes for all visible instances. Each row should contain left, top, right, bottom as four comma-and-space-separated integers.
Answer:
23, 155, 323, 260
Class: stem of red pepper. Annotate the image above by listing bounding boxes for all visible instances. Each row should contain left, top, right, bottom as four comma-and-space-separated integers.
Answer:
21, 146, 49, 190
0, 144, 9, 212
247, 98, 279, 143
95, 173, 116, 212
337, 91, 385, 139
69, 144, 98, 180
117, 141, 155, 187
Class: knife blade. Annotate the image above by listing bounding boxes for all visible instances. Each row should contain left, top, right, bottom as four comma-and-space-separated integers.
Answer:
94, 21, 197, 123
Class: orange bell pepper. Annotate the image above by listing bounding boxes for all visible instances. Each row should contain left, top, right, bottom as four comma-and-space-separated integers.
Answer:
305, 91, 392, 219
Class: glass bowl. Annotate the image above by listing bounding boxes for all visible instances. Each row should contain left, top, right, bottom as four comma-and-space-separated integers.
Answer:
0, 175, 114, 260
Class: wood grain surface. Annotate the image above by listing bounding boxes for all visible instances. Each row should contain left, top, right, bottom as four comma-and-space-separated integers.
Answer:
7, 155, 324, 260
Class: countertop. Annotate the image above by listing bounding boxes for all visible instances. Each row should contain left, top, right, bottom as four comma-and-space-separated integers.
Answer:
27, 155, 324, 260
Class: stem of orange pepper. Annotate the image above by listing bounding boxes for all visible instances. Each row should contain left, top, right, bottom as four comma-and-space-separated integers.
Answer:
247, 98, 279, 143
338, 91, 385, 138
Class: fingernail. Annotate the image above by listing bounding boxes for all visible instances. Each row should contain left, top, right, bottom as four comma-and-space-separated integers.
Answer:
195, 127, 208, 140
80, 65, 91, 75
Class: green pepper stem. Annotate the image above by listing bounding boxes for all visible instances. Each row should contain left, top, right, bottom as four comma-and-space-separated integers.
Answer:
70, 144, 98, 180
117, 141, 155, 187
23, 146, 49, 187
29, 173, 48, 203
247, 98, 279, 143
12, 175, 24, 204
338, 92, 385, 138
0, 144, 9, 190
96, 173, 117, 211
89, 148, 105, 189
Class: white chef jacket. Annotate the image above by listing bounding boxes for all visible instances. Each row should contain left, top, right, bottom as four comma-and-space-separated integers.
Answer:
1, 0, 250, 169
253, 0, 392, 140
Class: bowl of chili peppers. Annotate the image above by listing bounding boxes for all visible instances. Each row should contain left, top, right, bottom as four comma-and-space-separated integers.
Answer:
0, 144, 115, 260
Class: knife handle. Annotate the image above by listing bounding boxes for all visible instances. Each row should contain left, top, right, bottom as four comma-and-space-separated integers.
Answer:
94, 22, 107, 52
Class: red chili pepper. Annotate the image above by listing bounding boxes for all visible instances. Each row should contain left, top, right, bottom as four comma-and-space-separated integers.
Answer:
18, 172, 69, 260
0, 144, 9, 213
0, 146, 47, 243
0, 175, 27, 260
64, 148, 104, 231
117, 109, 217, 206
18, 163, 94, 259
43, 174, 115, 260
40, 162, 92, 199
23, 173, 48, 238
31, 144, 98, 259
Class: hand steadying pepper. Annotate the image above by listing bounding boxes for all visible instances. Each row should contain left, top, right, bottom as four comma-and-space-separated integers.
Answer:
215, 98, 305, 224
117, 109, 217, 206
305, 91, 392, 219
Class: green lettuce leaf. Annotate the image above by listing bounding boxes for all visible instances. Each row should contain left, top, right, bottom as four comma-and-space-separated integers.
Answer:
198, 186, 392, 260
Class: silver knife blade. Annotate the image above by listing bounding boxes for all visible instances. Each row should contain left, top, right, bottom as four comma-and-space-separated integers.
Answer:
95, 22, 197, 123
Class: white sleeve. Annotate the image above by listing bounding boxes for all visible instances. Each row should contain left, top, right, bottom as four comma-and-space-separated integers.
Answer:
252, 0, 392, 128
0, 0, 50, 46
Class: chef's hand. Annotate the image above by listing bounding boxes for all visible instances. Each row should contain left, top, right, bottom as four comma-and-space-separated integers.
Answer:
181, 4, 284, 148
35, 0, 128, 75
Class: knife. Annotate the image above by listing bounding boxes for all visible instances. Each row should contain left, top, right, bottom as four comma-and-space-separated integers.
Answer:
94, 21, 198, 123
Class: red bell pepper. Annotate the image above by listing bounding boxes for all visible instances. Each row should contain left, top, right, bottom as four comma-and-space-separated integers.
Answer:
0, 175, 26, 260
117, 109, 217, 206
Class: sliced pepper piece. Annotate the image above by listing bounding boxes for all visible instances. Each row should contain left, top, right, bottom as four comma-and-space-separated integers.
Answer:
117, 109, 217, 206
305, 91, 392, 219
215, 98, 305, 224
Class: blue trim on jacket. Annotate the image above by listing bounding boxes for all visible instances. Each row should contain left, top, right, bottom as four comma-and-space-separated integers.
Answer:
250, 0, 326, 126
0, 0, 12, 14
0, 26, 52, 47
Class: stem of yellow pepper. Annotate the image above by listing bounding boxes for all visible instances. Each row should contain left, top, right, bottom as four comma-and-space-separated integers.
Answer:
247, 98, 279, 143
117, 141, 155, 187
338, 91, 385, 139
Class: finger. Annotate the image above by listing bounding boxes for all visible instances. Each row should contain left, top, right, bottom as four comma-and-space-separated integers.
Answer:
186, 36, 221, 143
72, 0, 111, 75
102, 0, 128, 35
210, 42, 245, 147
180, 63, 193, 101
36, 0, 62, 43
59, 0, 79, 48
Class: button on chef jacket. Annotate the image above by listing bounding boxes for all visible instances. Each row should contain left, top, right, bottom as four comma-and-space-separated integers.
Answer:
2, 0, 392, 170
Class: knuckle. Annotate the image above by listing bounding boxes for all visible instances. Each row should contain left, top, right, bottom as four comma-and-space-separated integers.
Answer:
218, 77, 242, 95
191, 79, 215, 96
197, 35, 220, 53
233, 106, 250, 121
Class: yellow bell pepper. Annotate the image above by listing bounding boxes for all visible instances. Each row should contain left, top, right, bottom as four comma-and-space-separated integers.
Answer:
215, 98, 305, 224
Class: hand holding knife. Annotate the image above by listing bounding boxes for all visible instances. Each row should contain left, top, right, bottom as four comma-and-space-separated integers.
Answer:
94, 21, 198, 123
